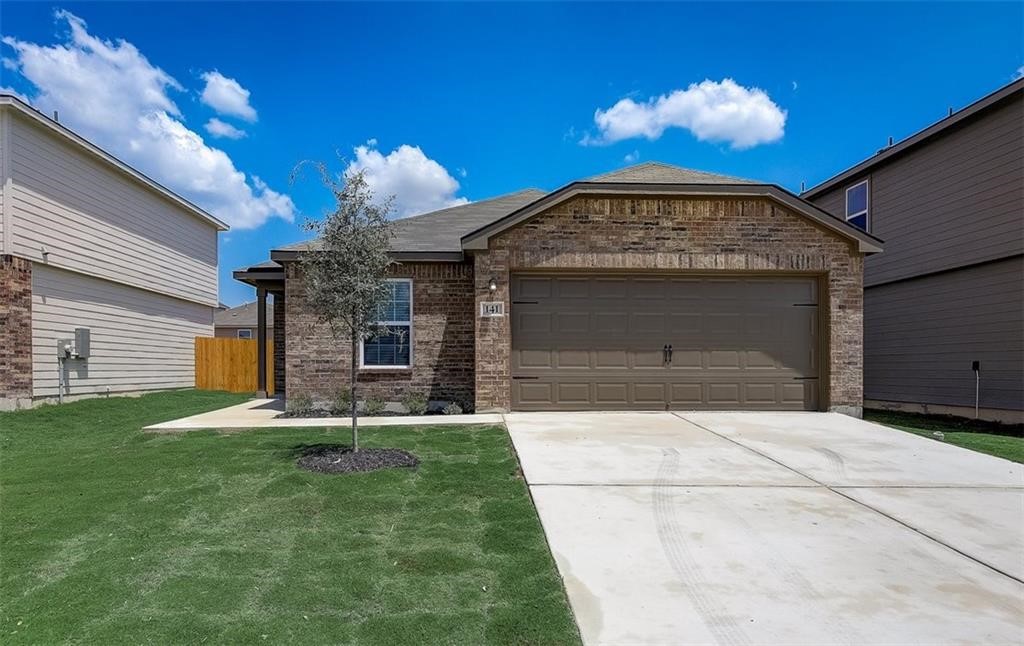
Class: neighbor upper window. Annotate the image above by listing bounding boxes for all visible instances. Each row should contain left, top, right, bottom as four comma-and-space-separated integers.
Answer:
237, 329, 252, 339
845, 180, 869, 231
361, 279, 412, 368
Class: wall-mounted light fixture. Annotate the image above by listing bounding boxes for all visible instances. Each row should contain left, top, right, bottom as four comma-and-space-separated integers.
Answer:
488, 277, 498, 292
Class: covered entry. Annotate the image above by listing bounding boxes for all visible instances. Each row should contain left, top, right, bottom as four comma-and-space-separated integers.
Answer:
510, 273, 821, 410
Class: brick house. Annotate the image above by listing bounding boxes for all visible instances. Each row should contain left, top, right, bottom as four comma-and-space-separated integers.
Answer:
235, 163, 882, 416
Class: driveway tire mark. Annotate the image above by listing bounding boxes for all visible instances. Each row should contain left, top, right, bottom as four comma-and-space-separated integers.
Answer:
654, 447, 751, 646
815, 447, 847, 480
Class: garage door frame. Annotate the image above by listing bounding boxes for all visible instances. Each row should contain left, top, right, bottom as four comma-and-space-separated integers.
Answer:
509, 270, 830, 411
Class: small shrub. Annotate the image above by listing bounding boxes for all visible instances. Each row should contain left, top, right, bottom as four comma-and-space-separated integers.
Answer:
442, 401, 463, 416
331, 387, 353, 415
286, 393, 314, 414
363, 395, 387, 416
401, 392, 429, 416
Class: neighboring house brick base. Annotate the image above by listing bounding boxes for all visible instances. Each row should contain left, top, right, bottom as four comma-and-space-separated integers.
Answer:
0, 255, 33, 411
284, 262, 475, 408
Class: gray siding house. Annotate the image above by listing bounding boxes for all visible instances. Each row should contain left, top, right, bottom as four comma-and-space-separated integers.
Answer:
804, 79, 1023, 423
0, 94, 228, 410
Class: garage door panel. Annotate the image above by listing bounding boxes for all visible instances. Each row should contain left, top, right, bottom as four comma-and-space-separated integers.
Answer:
517, 349, 553, 369
517, 311, 551, 334
555, 278, 591, 298
511, 274, 820, 411
632, 312, 666, 334
708, 383, 742, 405
669, 349, 702, 369
595, 350, 629, 369
670, 383, 703, 405
706, 313, 742, 335
557, 349, 590, 368
744, 383, 780, 404
594, 278, 629, 298
634, 383, 668, 404
632, 279, 668, 299
595, 382, 629, 405
555, 312, 590, 333
634, 349, 666, 368
708, 350, 741, 369
516, 276, 552, 299
516, 381, 553, 405
594, 312, 628, 334
557, 382, 591, 403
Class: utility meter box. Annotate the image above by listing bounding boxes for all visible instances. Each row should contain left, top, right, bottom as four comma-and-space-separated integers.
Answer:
74, 328, 91, 358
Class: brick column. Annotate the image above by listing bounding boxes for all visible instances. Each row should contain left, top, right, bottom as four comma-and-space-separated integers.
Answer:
474, 250, 511, 412
0, 255, 32, 410
273, 293, 286, 396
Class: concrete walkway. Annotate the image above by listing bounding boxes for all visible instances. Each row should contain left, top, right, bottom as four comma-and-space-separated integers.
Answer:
143, 398, 503, 431
507, 411, 1024, 645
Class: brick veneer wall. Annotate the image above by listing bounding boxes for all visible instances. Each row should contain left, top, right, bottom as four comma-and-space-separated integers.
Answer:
284, 261, 475, 407
474, 196, 865, 416
0, 255, 33, 410
273, 294, 286, 395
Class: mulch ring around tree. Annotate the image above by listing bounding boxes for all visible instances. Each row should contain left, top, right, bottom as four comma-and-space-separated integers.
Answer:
295, 444, 419, 474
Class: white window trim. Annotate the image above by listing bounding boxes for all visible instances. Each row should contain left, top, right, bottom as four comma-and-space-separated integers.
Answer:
845, 179, 870, 230
359, 278, 413, 370
237, 329, 253, 339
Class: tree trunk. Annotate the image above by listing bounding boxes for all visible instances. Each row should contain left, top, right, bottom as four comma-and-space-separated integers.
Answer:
350, 327, 359, 452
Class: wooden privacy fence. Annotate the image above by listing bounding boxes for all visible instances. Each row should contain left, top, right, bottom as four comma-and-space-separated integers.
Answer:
195, 337, 275, 395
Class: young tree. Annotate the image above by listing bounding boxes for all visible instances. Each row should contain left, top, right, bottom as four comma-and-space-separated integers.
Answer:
294, 163, 395, 451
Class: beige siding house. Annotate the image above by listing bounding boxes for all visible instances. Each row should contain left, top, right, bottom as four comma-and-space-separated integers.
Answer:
804, 79, 1023, 423
0, 94, 227, 410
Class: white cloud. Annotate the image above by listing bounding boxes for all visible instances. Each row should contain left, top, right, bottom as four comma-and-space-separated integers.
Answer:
199, 70, 256, 122
345, 142, 468, 218
205, 117, 246, 139
1014, 65, 1024, 80
1, 10, 293, 229
623, 150, 639, 164
586, 78, 787, 150
0, 85, 32, 103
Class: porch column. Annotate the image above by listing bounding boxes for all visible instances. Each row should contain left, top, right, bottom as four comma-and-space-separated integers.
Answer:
256, 286, 267, 398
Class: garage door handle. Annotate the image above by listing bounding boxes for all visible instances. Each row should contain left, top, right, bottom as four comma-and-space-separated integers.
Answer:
662, 345, 669, 365
667, 344, 673, 365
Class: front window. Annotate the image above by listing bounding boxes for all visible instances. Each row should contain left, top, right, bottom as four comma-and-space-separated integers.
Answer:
845, 180, 869, 230
237, 329, 252, 339
361, 279, 412, 368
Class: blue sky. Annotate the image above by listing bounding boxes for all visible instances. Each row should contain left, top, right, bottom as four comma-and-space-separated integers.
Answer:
2, 2, 1021, 305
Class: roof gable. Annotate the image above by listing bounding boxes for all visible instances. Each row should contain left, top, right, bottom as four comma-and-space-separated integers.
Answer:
461, 181, 883, 254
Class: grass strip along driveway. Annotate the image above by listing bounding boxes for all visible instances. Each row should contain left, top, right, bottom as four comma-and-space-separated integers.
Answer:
0, 390, 580, 645
865, 409, 1024, 463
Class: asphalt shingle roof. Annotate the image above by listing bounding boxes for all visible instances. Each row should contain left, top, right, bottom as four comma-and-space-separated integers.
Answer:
278, 188, 545, 254
274, 163, 763, 256
584, 161, 759, 185
214, 301, 274, 328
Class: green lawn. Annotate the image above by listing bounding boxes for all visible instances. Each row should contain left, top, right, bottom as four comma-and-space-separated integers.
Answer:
0, 390, 580, 645
865, 409, 1024, 463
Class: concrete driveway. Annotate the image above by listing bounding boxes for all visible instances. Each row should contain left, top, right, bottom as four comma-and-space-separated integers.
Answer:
506, 411, 1024, 645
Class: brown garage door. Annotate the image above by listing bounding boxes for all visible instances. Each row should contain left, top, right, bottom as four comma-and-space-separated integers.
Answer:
511, 274, 820, 411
